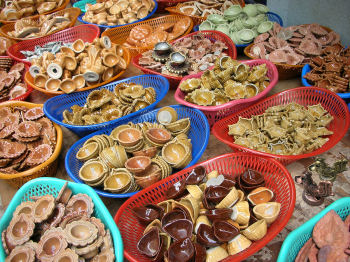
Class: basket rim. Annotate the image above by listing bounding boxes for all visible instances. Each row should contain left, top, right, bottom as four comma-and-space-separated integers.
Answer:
212, 86, 350, 161
24, 45, 131, 95
43, 74, 170, 131
301, 64, 350, 99
114, 152, 296, 262
64, 104, 210, 198
174, 59, 279, 112
132, 30, 237, 81
277, 197, 350, 262
0, 101, 63, 180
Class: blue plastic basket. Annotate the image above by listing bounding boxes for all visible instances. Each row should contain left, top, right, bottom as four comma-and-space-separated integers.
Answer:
301, 64, 350, 103
73, 0, 96, 13
76, 0, 158, 33
43, 74, 169, 137
194, 12, 283, 52
65, 105, 210, 198
277, 197, 350, 262
0, 177, 124, 261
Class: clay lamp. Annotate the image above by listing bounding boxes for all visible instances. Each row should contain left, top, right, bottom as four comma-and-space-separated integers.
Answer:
166, 238, 195, 262
132, 204, 163, 225
5, 245, 36, 262
56, 182, 72, 205
32, 195, 56, 223
185, 166, 206, 185
166, 180, 186, 199
220, 176, 236, 189
37, 228, 68, 260
163, 218, 193, 241
237, 169, 265, 192
24, 107, 44, 121
116, 128, 142, 147
213, 220, 240, 242
205, 186, 230, 204
5, 213, 35, 247
194, 243, 207, 262
133, 146, 158, 158
152, 42, 173, 62
146, 128, 172, 145
53, 248, 79, 262
64, 221, 98, 247
205, 208, 232, 222
125, 156, 152, 175
44, 203, 66, 229
197, 224, 221, 247
172, 205, 192, 221
165, 52, 190, 74
161, 209, 186, 228
66, 193, 94, 217
137, 227, 163, 258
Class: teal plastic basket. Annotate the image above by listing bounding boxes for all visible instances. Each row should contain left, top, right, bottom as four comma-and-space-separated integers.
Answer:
73, 0, 96, 13
0, 177, 124, 261
277, 197, 350, 262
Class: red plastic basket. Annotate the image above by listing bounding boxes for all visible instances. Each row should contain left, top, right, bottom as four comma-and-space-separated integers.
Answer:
0, 56, 33, 102
132, 30, 237, 89
7, 24, 100, 65
115, 153, 296, 262
174, 59, 279, 128
212, 87, 350, 165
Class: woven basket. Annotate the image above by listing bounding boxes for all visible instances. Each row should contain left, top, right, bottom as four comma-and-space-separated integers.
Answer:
0, 7, 81, 42
0, 0, 70, 24
0, 101, 63, 188
101, 15, 194, 58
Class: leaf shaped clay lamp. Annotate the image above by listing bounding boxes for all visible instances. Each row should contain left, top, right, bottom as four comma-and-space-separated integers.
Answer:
132, 204, 163, 225
186, 166, 206, 185
205, 186, 230, 204
213, 220, 240, 242
137, 227, 162, 258
205, 208, 232, 222
166, 238, 195, 262
238, 169, 265, 192
161, 210, 186, 228
5, 213, 35, 247
197, 224, 221, 247
66, 193, 94, 217
166, 180, 186, 199
163, 218, 193, 241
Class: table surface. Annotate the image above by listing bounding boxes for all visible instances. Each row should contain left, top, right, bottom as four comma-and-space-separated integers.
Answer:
0, 61, 349, 261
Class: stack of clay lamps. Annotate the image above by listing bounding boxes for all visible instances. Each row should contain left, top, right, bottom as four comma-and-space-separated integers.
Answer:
0, 62, 27, 101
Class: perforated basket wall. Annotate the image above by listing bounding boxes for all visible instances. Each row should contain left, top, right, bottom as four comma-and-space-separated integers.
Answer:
65, 105, 210, 198
115, 153, 296, 262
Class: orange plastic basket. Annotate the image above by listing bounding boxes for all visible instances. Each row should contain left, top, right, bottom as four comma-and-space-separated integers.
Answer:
0, 0, 70, 24
0, 101, 63, 188
0, 7, 81, 42
115, 153, 296, 262
101, 15, 194, 58
24, 46, 131, 96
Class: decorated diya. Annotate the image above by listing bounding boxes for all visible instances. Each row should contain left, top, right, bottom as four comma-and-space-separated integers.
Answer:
0, 61, 27, 102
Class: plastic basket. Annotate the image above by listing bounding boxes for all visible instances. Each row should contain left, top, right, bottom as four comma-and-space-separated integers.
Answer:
0, 7, 81, 42
132, 30, 237, 89
212, 87, 350, 165
77, 0, 158, 33
0, 177, 124, 262
156, 0, 191, 12
277, 197, 350, 262
115, 152, 296, 262
244, 25, 334, 80
101, 15, 194, 58
193, 12, 283, 53
7, 24, 100, 65
43, 74, 169, 137
73, 0, 96, 13
0, 101, 63, 188
0, 56, 33, 102
175, 59, 279, 128
165, 0, 245, 26
24, 45, 130, 96
0, 0, 70, 25
65, 105, 210, 198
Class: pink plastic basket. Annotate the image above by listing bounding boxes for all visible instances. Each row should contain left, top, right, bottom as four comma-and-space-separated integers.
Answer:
174, 59, 279, 128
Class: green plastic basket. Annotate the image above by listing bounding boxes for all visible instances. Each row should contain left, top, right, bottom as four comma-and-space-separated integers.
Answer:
277, 197, 350, 262
73, 0, 96, 13
0, 177, 124, 261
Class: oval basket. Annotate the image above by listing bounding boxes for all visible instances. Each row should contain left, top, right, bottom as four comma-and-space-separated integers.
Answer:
0, 7, 81, 42
7, 24, 100, 65
301, 63, 350, 102
212, 87, 350, 165
132, 30, 237, 89
0, 101, 63, 188
24, 45, 131, 97
0, 177, 124, 262
101, 15, 194, 58
0, 0, 70, 24
277, 197, 350, 262
43, 74, 170, 136
77, 0, 158, 33
174, 59, 279, 128
0, 56, 33, 102
114, 152, 296, 261
165, 0, 245, 26
65, 105, 210, 198
244, 25, 334, 80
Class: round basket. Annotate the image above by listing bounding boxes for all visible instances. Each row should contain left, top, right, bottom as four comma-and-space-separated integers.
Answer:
0, 177, 124, 262
277, 197, 350, 262
244, 24, 334, 80
24, 45, 130, 97
0, 0, 70, 24
132, 30, 237, 89
7, 24, 100, 65
0, 7, 81, 42
212, 87, 350, 165
0, 101, 63, 188
114, 152, 296, 261
174, 59, 279, 128
77, 0, 158, 33
101, 15, 194, 58
43, 74, 170, 137
0, 56, 33, 102
65, 105, 210, 198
